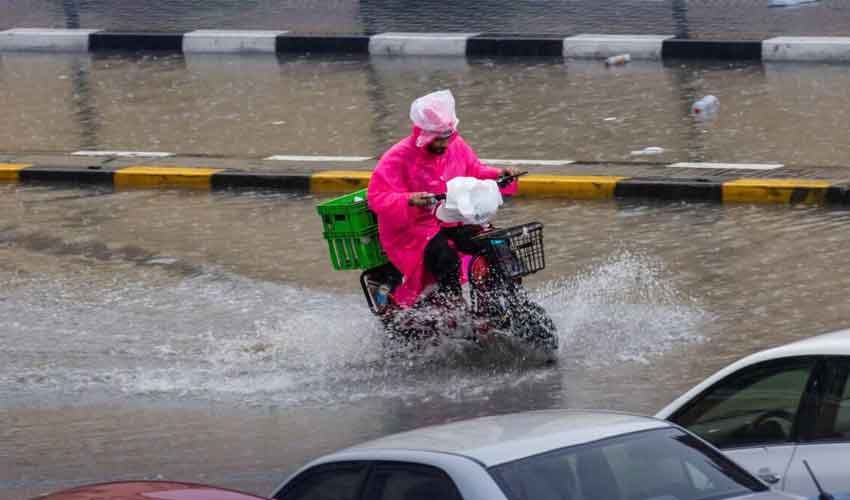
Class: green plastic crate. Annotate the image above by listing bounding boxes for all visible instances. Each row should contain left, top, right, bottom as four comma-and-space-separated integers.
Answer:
316, 189, 378, 234
323, 227, 388, 271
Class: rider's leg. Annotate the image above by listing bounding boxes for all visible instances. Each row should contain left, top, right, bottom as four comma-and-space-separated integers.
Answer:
423, 230, 462, 298
441, 225, 486, 255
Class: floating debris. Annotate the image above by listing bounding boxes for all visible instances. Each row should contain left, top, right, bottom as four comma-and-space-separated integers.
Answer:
630, 147, 666, 156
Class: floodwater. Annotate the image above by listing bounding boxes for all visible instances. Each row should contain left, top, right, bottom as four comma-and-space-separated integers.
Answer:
3, 184, 850, 498
3, 0, 850, 39
3, 53, 850, 166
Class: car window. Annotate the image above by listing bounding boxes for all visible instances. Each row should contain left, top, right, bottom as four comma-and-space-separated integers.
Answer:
671, 358, 816, 448
275, 463, 369, 500
363, 463, 462, 500
810, 358, 850, 441
490, 428, 765, 500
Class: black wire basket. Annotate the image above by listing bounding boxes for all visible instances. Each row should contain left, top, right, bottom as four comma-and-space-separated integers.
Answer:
476, 222, 545, 278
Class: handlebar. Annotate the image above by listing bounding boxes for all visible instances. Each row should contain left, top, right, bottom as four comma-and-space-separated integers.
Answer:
497, 171, 528, 188
428, 171, 528, 204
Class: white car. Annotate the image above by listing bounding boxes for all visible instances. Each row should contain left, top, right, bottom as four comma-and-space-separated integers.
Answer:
657, 329, 850, 497
271, 410, 798, 500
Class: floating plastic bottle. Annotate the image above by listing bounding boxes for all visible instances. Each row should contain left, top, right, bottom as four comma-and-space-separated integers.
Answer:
768, 0, 818, 7
691, 95, 720, 117
630, 147, 666, 156
605, 54, 631, 66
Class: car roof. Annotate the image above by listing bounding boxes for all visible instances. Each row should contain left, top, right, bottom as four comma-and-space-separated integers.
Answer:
743, 328, 850, 360
342, 409, 669, 467
656, 328, 850, 419
36, 480, 268, 500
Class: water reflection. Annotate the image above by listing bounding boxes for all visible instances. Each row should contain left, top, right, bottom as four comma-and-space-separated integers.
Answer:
62, 0, 81, 29
672, 0, 689, 39
7, 53, 849, 163
69, 56, 101, 149
10, 51, 850, 166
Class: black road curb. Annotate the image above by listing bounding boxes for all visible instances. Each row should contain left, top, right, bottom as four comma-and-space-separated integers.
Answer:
276, 34, 371, 54
210, 171, 312, 191
661, 39, 763, 60
614, 177, 723, 202
466, 34, 568, 57
89, 32, 185, 52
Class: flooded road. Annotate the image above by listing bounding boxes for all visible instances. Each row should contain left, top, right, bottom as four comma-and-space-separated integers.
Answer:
5, 54, 850, 166
3, 184, 850, 498
5, 3, 850, 499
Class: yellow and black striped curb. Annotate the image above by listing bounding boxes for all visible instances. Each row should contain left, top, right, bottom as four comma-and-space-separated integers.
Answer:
4, 163, 850, 206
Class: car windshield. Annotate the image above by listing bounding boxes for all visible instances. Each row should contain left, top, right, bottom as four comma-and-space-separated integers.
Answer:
490, 427, 767, 500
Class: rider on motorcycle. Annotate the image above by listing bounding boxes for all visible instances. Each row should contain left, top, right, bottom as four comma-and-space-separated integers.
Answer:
367, 90, 519, 309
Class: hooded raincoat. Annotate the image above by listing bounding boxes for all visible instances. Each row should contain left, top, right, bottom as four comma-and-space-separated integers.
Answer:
367, 127, 514, 307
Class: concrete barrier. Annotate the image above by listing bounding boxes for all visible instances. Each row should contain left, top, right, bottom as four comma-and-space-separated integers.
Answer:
466, 34, 565, 57
662, 39, 763, 60
563, 34, 672, 60
5, 28, 850, 61
276, 34, 370, 54
763, 36, 850, 62
183, 30, 286, 53
89, 32, 183, 51
369, 33, 477, 56
0, 29, 99, 52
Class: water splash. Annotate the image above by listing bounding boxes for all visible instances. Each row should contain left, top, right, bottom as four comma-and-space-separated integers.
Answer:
119, 287, 558, 406
0, 250, 705, 407
535, 250, 708, 365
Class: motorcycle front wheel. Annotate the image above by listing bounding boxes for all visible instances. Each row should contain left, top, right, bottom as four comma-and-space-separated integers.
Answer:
508, 299, 559, 354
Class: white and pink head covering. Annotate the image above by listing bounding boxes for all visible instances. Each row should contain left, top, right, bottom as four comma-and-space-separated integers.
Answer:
410, 89, 460, 148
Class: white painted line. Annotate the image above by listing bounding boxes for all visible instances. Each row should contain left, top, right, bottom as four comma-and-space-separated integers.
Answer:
265, 155, 374, 162
668, 162, 784, 171
482, 159, 575, 166
369, 32, 478, 56
763, 36, 850, 62
0, 28, 100, 52
72, 150, 175, 158
564, 34, 673, 60
183, 30, 287, 53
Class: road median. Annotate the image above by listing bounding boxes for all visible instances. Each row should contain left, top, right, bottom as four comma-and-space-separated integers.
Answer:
4, 153, 850, 206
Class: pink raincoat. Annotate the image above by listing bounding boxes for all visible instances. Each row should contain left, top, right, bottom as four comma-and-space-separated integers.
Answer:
368, 127, 515, 307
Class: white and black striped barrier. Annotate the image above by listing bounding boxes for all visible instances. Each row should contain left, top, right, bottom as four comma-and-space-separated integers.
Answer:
2, 29, 850, 61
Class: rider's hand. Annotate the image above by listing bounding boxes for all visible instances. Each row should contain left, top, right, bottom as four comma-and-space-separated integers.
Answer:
501, 167, 521, 178
408, 192, 436, 207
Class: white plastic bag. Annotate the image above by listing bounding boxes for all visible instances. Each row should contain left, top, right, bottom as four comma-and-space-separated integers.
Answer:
436, 177, 503, 225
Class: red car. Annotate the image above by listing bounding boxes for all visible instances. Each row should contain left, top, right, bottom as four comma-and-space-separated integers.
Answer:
36, 481, 268, 500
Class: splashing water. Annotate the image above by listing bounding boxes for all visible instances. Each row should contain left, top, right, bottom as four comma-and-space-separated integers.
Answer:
0, 249, 707, 407
536, 250, 709, 366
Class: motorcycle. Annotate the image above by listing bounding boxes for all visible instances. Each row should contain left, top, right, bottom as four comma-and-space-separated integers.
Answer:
359, 173, 559, 357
